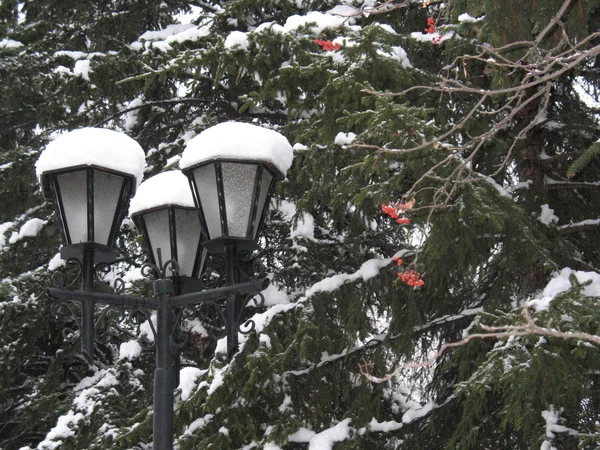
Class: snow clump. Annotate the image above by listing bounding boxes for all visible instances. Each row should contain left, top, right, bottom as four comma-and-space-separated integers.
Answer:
180, 122, 294, 178
36, 128, 147, 187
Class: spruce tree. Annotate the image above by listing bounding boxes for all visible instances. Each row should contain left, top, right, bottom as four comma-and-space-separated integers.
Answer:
1, 0, 599, 449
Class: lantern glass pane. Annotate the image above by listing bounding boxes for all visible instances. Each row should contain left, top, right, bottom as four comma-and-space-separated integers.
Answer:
143, 209, 171, 267
192, 164, 221, 239
57, 170, 88, 244
174, 208, 202, 277
222, 162, 257, 238
252, 169, 273, 239
94, 170, 125, 246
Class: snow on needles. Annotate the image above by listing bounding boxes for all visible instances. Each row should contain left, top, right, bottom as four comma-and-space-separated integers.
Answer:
179, 122, 294, 178
528, 268, 600, 311
36, 128, 146, 187
129, 170, 195, 215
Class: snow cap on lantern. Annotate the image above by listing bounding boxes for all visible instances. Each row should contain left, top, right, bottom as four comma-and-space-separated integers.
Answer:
129, 170, 194, 215
179, 122, 294, 250
36, 127, 146, 249
36, 127, 146, 187
179, 121, 293, 179
130, 171, 205, 278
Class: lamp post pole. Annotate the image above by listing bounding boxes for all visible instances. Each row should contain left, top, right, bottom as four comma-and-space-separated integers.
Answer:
153, 277, 175, 450
81, 245, 95, 363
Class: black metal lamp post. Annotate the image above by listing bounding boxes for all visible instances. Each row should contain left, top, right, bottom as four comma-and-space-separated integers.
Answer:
37, 124, 293, 450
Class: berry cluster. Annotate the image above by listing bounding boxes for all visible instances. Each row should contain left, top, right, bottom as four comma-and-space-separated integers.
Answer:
381, 203, 412, 225
425, 17, 442, 44
393, 257, 425, 287
399, 270, 425, 287
314, 39, 341, 51
425, 17, 436, 33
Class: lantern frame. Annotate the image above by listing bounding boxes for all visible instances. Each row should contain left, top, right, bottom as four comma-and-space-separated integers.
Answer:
183, 158, 280, 253
41, 164, 136, 263
132, 204, 208, 294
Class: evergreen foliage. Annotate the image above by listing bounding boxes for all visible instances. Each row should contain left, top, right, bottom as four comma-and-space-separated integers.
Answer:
0, 0, 599, 449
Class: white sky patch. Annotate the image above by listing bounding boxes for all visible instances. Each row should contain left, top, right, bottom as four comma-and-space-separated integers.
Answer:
36, 128, 147, 187
178, 367, 207, 401
8, 218, 47, 244
539, 204, 559, 226
0, 38, 24, 49
528, 268, 600, 311
224, 31, 250, 51
129, 170, 194, 215
180, 122, 294, 177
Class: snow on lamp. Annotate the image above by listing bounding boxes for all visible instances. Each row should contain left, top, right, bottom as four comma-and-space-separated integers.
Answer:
129, 170, 207, 280
36, 128, 146, 262
179, 122, 293, 252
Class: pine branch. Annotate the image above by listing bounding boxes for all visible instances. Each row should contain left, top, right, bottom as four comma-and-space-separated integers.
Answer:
558, 218, 600, 235
362, 306, 600, 383
92, 97, 213, 127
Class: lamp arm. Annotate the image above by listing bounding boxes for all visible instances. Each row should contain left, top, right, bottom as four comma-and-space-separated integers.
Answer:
47, 288, 158, 310
168, 277, 269, 309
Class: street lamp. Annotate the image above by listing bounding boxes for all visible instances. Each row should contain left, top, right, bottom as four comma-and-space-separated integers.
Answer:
37, 123, 293, 450
180, 121, 290, 251
129, 170, 207, 294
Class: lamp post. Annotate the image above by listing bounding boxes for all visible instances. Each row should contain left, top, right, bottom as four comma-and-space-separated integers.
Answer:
36, 123, 293, 450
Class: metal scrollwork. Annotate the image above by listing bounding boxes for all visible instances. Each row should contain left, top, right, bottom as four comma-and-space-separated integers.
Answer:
238, 292, 266, 335
113, 307, 157, 350
235, 250, 266, 283
141, 259, 179, 280
94, 306, 118, 345
51, 258, 83, 290
181, 299, 228, 340
199, 269, 224, 290
171, 308, 189, 349
51, 300, 82, 343
93, 262, 126, 294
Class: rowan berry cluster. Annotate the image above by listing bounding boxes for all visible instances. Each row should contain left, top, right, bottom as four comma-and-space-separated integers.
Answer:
393, 257, 425, 287
425, 17, 436, 33
425, 17, 442, 44
399, 269, 425, 287
314, 39, 341, 51
381, 203, 411, 225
